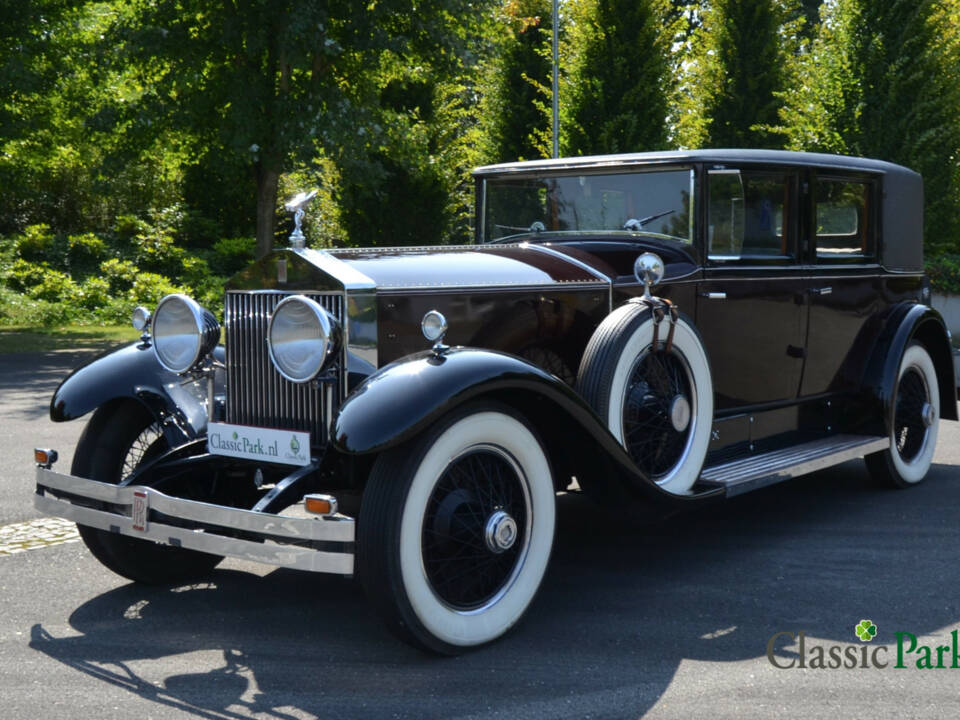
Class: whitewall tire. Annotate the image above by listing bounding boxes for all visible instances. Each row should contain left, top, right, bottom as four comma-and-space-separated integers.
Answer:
358, 405, 555, 654
866, 343, 940, 487
577, 302, 713, 495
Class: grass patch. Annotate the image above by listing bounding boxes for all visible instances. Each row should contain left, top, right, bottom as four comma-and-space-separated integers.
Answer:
0, 325, 139, 353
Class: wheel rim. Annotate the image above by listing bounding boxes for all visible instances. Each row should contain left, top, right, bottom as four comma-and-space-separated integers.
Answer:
421, 446, 531, 612
119, 422, 165, 481
621, 347, 696, 480
894, 366, 931, 463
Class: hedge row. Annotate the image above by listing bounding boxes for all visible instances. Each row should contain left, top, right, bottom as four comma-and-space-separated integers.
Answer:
0, 220, 255, 327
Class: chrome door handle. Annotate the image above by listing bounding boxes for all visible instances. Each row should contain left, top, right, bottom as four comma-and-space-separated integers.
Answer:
812, 287, 833, 296
699, 292, 727, 300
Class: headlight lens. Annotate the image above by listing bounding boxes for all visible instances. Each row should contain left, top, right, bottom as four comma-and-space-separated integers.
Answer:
267, 295, 340, 383
152, 294, 220, 373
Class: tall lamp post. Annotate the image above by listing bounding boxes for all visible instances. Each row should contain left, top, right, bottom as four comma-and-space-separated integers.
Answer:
552, 0, 559, 158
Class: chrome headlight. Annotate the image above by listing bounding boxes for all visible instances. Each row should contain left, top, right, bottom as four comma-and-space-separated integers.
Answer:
151, 294, 220, 374
267, 295, 341, 383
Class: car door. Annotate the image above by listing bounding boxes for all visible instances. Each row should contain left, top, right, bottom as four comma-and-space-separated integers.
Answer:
696, 167, 808, 410
799, 172, 882, 397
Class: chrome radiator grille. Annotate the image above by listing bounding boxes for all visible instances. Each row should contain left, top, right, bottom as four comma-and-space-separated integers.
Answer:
224, 291, 344, 446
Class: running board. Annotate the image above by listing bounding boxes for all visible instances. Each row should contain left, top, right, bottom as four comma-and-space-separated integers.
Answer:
698, 435, 890, 497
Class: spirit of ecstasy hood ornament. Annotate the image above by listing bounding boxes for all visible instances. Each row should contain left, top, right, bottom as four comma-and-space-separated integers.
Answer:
285, 189, 318, 249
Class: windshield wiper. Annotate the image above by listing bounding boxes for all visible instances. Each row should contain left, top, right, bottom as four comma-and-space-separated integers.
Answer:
623, 209, 675, 231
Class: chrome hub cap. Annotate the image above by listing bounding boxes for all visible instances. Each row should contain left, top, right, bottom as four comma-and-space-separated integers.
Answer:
485, 510, 518, 553
669, 395, 691, 433
922, 402, 935, 428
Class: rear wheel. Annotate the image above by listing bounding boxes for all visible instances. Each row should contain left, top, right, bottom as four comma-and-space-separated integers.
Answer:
74, 401, 222, 584
866, 343, 940, 488
358, 405, 556, 654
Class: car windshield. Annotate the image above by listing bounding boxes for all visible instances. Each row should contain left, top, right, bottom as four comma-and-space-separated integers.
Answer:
482, 168, 694, 243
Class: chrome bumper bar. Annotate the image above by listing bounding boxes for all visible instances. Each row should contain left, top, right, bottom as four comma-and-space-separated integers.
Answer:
34, 467, 355, 575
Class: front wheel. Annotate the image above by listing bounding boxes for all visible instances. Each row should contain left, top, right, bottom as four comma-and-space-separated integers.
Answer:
865, 343, 940, 488
73, 401, 222, 584
358, 405, 556, 654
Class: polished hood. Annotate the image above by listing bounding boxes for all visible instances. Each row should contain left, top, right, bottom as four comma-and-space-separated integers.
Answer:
227, 243, 612, 293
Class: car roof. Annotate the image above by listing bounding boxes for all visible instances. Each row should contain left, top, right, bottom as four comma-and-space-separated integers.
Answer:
472, 149, 918, 179
474, 149, 925, 273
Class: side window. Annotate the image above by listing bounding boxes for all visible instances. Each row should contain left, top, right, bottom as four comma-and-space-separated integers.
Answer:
708, 171, 793, 261
815, 178, 871, 260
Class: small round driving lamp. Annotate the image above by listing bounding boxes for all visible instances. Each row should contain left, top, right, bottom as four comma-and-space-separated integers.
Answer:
634, 252, 665, 300
267, 295, 340, 383
421, 310, 448, 344
151, 294, 220, 374
131, 306, 151, 332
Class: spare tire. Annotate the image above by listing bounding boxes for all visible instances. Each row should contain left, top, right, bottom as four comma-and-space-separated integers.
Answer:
576, 302, 713, 495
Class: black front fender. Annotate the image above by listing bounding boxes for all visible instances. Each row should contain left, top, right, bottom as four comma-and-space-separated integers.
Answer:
331, 347, 721, 507
50, 342, 225, 441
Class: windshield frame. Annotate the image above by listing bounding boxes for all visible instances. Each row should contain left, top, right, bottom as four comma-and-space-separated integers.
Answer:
478, 165, 696, 245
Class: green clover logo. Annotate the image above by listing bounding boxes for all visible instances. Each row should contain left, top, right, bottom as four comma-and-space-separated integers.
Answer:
855, 619, 877, 642
290, 435, 301, 454
232, 431, 238, 440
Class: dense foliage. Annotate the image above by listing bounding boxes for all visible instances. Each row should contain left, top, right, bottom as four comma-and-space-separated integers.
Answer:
563, 0, 673, 155
676, 0, 803, 148
4, 0, 960, 329
779, 0, 960, 254
479, 0, 554, 162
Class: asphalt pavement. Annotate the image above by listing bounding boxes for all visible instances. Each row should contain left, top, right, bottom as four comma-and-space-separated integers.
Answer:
2, 350, 960, 719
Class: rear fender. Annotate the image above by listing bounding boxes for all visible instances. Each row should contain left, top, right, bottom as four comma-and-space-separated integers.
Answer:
331, 347, 722, 507
49, 342, 225, 443
861, 303, 958, 434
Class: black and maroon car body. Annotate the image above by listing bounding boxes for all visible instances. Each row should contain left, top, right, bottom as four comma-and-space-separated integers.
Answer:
34, 150, 957, 653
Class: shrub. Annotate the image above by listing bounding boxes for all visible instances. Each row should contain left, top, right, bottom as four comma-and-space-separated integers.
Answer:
100, 258, 141, 293
926, 254, 960, 295
27, 268, 80, 304
14, 224, 55, 262
6, 259, 48, 293
67, 233, 109, 275
78, 276, 112, 310
0, 286, 74, 327
128, 272, 185, 307
209, 236, 256, 276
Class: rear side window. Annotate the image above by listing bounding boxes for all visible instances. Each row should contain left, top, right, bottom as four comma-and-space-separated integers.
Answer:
707, 170, 793, 261
815, 179, 872, 260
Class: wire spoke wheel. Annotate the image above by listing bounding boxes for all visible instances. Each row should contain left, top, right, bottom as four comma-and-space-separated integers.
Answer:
894, 368, 929, 462
865, 343, 940, 488
422, 448, 530, 611
622, 349, 694, 479
72, 402, 223, 584
577, 303, 712, 495
120, 422, 165, 481
358, 406, 555, 653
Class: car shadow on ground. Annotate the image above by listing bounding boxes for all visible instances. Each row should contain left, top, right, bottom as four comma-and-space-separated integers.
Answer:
29, 459, 960, 719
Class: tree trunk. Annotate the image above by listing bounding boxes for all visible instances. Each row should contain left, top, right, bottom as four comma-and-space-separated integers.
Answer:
255, 164, 280, 259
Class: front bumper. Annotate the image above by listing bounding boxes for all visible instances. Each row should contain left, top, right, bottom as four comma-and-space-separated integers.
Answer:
34, 467, 355, 575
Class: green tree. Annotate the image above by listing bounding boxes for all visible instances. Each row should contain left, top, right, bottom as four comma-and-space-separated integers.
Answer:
0, 2, 187, 237
780, 0, 960, 252
563, 0, 674, 155
107, 0, 489, 257
677, 0, 803, 149
478, 0, 554, 163
336, 66, 482, 246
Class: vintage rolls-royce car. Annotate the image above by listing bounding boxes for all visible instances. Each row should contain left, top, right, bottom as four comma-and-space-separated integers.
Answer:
33, 150, 958, 654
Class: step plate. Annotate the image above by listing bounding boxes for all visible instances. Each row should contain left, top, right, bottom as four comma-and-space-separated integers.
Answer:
699, 435, 889, 497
